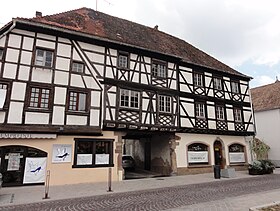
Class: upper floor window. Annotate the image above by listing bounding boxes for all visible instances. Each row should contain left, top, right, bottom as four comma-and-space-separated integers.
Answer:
29, 87, 50, 109
233, 108, 242, 122
152, 61, 167, 78
0, 48, 3, 60
213, 77, 222, 90
0, 83, 8, 109
0, 83, 7, 90
118, 53, 128, 69
159, 95, 171, 113
231, 81, 239, 93
216, 105, 225, 120
120, 89, 139, 109
194, 73, 204, 87
68, 91, 87, 112
72, 62, 84, 73
35, 48, 54, 68
195, 102, 205, 119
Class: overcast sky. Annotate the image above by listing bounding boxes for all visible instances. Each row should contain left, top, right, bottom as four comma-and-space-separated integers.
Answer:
1, 0, 280, 88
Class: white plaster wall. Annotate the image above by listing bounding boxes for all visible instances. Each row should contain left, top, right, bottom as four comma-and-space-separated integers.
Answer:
25, 112, 49, 124
70, 74, 85, 88
56, 57, 70, 71
255, 109, 280, 166
73, 49, 82, 61
11, 82, 26, 101
12, 29, 35, 37
22, 37, 34, 51
54, 87, 67, 105
3, 63, 17, 79
36, 39, 55, 49
175, 133, 250, 167
52, 106, 65, 125
91, 91, 100, 107
0, 36, 6, 47
0, 112, 5, 123
57, 43, 71, 57
66, 115, 87, 125
8, 102, 24, 123
54, 71, 69, 85
8, 34, 21, 48
20, 51, 32, 65
18, 66, 30, 81
37, 33, 56, 41
6, 49, 19, 63
84, 76, 99, 89
90, 109, 99, 126
32, 68, 52, 84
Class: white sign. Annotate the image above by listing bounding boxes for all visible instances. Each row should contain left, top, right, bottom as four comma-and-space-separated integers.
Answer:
77, 154, 92, 165
95, 154, 109, 165
0, 133, 57, 139
0, 89, 7, 109
23, 157, 47, 184
52, 144, 72, 163
188, 151, 208, 163
229, 152, 245, 163
7, 153, 20, 171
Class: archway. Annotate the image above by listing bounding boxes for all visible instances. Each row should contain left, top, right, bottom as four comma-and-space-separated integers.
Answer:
213, 140, 225, 169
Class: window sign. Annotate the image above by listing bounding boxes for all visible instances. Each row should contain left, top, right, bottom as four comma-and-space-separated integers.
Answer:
23, 157, 47, 184
95, 154, 110, 165
52, 144, 72, 163
188, 151, 208, 163
77, 154, 92, 165
7, 153, 20, 171
229, 152, 245, 163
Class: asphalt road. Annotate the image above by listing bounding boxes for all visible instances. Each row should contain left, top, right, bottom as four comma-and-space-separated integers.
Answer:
0, 174, 280, 211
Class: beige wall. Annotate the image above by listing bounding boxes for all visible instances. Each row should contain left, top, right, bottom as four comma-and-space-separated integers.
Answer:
0, 131, 121, 186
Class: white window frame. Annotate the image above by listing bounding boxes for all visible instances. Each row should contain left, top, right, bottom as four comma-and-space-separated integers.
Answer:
216, 105, 224, 120
72, 62, 84, 73
68, 91, 87, 112
213, 77, 222, 90
152, 61, 167, 78
118, 54, 128, 68
159, 95, 171, 113
120, 89, 140, 109
231, 81, 239, 94
194, 73, 203, 87
195, 102, 205, 119
234, 108, 242, 122
35, 48, 54, 68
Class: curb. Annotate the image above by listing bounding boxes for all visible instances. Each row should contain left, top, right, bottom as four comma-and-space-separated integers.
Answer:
249, 201, 280, 211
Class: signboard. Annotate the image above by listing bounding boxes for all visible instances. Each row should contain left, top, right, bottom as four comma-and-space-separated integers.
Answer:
23, 157, 47, 184
0, 89, 6, 109
229, 152, 245, 163
7, 153, 20, 171
77, 154, 92, 165
95, 154, 109, 165
52, 144, 72, 163
0, 133, 57, 139
188, 151, 208, 163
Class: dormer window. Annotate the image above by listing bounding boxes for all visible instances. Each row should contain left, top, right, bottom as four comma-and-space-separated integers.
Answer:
118, 53, 128, 69
152, 61, 167, 78
213, 77, 222, 90
194, 73, 204, 87
231, 81, 239, 93
72, 62, 84, 73
35, 48, 54, 68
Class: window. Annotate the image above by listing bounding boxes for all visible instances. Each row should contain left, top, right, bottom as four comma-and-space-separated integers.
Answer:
233, 108, 242, 122
118, 54, 128, 68
29, 87, 50, 109
159, 95, 171, 113
35, 48, 54, 68
216, 105, 225, 120
231, 81, 239, 93
74, 139, 113, 168
120, 89, 139, 109
68, 91, 87, 111
195, 102, 205, 118
72, 62, 84, 73
194, 73, 203, 87
0, 83, 7, 109
188, 143, 209, 165
152, 61, 167, 78
0, 49, 3, 60
213, 77, 222, 90
229, 144, 245, 163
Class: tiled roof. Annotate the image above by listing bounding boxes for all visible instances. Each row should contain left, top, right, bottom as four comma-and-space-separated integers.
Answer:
251, 80, 280, 112
15, 7, 249, 78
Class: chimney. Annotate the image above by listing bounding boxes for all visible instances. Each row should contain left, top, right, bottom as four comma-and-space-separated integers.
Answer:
36, 11, 42, 18
154, 25, 158, 30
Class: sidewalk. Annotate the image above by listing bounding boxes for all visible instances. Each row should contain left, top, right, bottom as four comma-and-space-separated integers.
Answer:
0, 169, 279, 208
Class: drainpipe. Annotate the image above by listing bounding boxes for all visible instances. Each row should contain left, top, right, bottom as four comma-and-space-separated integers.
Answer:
0, 20, 16, 40
248, 87, 255, 163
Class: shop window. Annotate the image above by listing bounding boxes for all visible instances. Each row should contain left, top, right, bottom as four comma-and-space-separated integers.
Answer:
229, 144, 245, 163
29, 87, 50, 109
73, 139, 114, 168
35, 48, 54, 68
187, 143, 209, 165
68, 91, 87, 112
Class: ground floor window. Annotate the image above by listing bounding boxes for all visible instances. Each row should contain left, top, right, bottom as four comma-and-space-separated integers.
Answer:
73, 139, 114, 168
187, 143, 209, 165
228, 143, 245, 163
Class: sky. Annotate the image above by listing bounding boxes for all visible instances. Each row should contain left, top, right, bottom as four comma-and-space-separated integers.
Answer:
1, 0, 280, 88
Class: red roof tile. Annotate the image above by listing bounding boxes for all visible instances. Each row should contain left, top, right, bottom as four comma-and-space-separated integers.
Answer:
15, 7, 249, 78
251, 80, 280, 112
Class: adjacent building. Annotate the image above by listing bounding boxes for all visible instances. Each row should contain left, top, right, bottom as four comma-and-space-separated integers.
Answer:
0, 8, 254, 186
251, 80, 280, 167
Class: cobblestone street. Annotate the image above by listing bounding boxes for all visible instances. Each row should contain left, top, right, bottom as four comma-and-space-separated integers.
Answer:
0, 174, 280, 211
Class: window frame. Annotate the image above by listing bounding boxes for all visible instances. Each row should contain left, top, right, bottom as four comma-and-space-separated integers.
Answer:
231, 81, 240, 94
72, 61, 85, 73
28, 87, 51, 109
120, 89, 140, 109
233, 108, 242, 122
117, 52, 129, 69
215, 105, 225, 121
195, 102, 206, 119
0, 48, 4, 61
73, 138, 114, 168
193, 72, 204, 87
187, 143, 209, 165
34, 48, 54, 68
213, 77, 223, 90
159, 95, 171, 113
151, 60, 167, 79
67, 90, 88, 112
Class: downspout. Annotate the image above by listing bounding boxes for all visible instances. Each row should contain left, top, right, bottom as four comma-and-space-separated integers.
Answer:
0, 20, 16, 40
248, 87, 256, 163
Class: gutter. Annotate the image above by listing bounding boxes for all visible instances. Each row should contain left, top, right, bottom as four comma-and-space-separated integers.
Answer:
0, 20, 16, 40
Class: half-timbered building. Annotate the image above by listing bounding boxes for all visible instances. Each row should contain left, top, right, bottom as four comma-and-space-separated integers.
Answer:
0, 8, 254, 186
